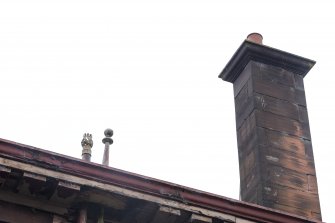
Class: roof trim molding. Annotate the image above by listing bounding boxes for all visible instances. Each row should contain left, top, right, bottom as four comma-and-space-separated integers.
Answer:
0, 138, 320, 223
219, 40, 316, 83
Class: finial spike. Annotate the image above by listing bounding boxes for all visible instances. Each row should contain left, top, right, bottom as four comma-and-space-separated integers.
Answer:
102, 128, 113, 166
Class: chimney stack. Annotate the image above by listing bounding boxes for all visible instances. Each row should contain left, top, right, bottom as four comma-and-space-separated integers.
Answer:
219, 34, 321, 220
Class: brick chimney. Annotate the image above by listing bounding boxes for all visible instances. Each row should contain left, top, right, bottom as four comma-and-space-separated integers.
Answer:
219, 33, 322, 220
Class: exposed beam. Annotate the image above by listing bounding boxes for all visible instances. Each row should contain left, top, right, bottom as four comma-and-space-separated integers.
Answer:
0, 157, 315, 223
150, 206, 181, 223
22, 171, 47, 194
53, 215, 70, 223
59, 180, 80, 191
0, 157, 236, 222
78, 188, 127, 210
57, 180, 80, 198
119, 199, 149, 223
23, 171, 47, 182
0, 164, 11, 173
190, 214, 212, 223
0, 200, 53, 223
0, 165, 10, 186
0, 189, 69, 215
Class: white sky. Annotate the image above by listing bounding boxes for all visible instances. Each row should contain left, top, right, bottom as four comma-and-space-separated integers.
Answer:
0, 1, 334, 222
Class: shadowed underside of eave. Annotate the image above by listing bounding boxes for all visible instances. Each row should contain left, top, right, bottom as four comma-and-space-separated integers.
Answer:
0, 138, 322, 223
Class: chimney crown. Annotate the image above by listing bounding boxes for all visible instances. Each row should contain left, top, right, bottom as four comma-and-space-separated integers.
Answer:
246, 33, 263, 44
219, 37, 315, 83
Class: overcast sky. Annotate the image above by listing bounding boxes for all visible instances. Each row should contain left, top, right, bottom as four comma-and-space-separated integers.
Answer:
1, 1, 334, 222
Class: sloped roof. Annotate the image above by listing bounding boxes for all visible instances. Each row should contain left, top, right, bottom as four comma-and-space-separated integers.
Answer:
0, 138, 321, 223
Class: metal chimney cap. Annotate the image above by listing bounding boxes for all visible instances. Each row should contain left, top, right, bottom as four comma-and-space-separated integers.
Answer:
247, 33, 263, 45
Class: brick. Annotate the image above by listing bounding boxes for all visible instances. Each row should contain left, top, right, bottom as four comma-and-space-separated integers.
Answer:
253, 62, 295, 87
255, 110, 311, 139
254, 93, 299, 120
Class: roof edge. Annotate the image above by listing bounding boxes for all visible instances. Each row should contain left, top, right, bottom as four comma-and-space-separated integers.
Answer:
0, 138, 322, 223
219, 40, 316, 83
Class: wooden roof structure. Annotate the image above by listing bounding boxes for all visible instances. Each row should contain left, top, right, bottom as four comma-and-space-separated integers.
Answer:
0, 138, 321, 223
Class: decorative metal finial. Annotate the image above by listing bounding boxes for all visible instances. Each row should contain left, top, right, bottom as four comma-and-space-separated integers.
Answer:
102, 128, 113, 166
81, 133, 93, 161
